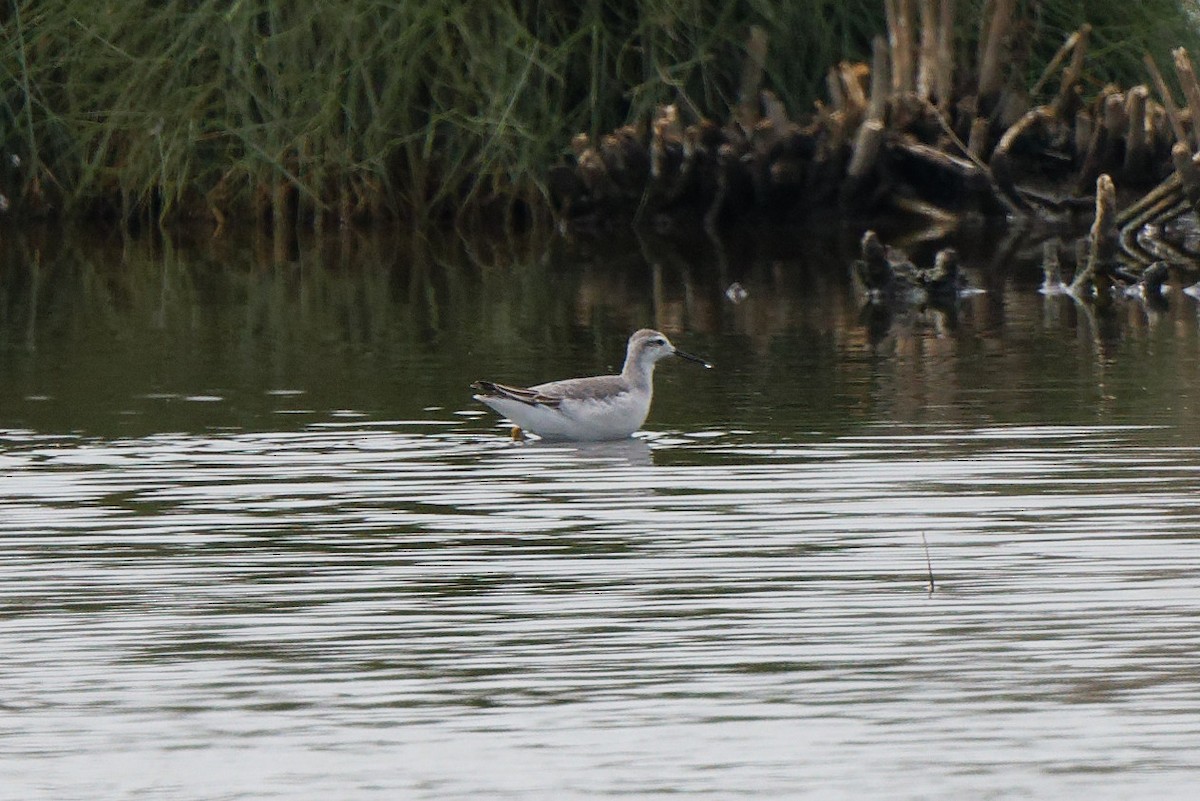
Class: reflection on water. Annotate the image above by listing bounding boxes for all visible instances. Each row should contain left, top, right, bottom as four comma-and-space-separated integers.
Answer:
3, 221, 1200, 799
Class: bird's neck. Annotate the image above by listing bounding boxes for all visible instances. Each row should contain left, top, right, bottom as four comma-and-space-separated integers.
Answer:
622, 357, 655, 389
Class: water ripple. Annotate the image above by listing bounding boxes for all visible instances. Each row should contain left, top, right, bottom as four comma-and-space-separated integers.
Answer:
2, 423, 1200, 799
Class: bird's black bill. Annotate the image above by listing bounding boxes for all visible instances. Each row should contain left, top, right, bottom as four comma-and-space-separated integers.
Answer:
674, 349, 713, 369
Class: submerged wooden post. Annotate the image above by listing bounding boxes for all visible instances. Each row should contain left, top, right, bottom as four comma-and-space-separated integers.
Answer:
1042, 240, 1064, 290
854, 230, 895, 293
1072, 174, 1118, 294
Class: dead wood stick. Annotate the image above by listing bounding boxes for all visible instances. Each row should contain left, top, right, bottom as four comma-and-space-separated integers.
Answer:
854, 230, 894, 293
573, 133, 616, 201
1042, 240, 1064, 288
935, 0, 955, 108
761, 90, 790, 134
847, 120, 886, 179
990, 106, 1054, 209
893, 136, 983, 179
826, 67, 846, 113
921, 100, 1022, 214
1104, 89, 1129, 133
897, 0, 915, 93
704, 143, 735, 235
659, 122, 709, 206
735, 27, 769, 135
808, 119, 848, 202
884, 0, 899, 93
271, 173, 289, 263
840, 62, 869, 113
1139, 261, 1171, 295
1076, 92, 1124, 193
917, 0, 937, 100
1135, 224, 1200, 268
826, 109, 851, 154
1114, 144, 1200, 228
978, 0, 1016, 105
844, 39, 892, 203
1171, 140, 1200, 217
891, 194, 960, 226
1025, 24, 1089, 121
866, 36, 891, 124
992, 105, 1054, 158
1027, 27, 1075, 95
836, 62, 869, 132
1116, 171, 1183, 226
1123, 86, 1150, 178
648, 106, 681, 182
977, 0, 995, 80
885, 0, 916, 94
1118, 221, 1160, 268
967, 116, 991, 159
1056, 25, 1090, 116
1145, 54, 1189, 146
1172, 48, 1200, 151
1072, 174, 1118, 293
1119, 188, 1187, 234
1030, 25, 1089, 100
925, 101, 986, 169
1144, 101, 1170, 154
1074, 111, 1093, 160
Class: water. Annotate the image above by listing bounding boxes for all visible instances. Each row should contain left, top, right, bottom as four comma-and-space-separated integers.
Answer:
3, 222, 1200, 799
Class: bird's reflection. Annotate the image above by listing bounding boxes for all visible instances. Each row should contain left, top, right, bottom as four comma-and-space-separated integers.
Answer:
514, 434, 654, 466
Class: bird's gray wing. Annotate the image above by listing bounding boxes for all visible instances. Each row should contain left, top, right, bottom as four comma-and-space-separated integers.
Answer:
471, 380, 563, 408
531, 375, 629, 401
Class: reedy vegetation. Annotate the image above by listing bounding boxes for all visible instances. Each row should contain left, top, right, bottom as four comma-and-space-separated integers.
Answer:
0, 0, 1196, 227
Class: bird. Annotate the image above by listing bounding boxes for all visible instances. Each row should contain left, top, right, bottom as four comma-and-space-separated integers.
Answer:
471, 328, 711, 441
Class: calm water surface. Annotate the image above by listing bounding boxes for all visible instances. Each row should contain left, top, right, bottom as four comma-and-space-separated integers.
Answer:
2, 222, 1200, 799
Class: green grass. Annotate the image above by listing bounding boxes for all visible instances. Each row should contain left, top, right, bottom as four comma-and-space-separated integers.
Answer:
0, 0, 1197, 227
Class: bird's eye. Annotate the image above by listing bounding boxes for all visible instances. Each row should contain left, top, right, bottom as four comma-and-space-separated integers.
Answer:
652, 338, 666, 346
